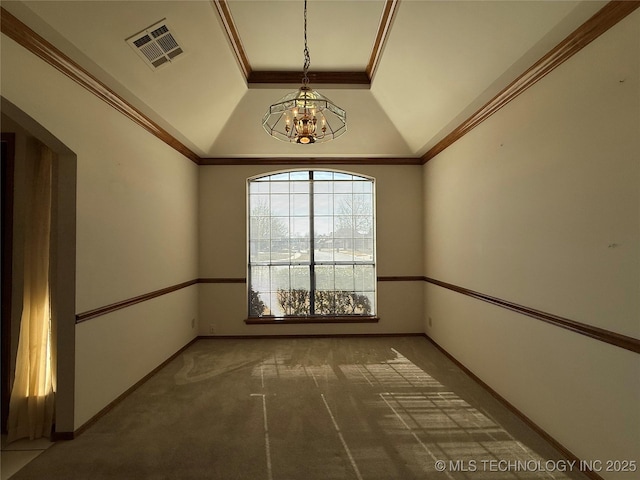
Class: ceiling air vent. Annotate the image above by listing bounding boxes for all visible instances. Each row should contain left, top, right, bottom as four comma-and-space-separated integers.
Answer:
126, 19, 184, 70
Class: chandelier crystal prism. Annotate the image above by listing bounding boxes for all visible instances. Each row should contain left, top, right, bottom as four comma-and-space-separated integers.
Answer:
262, 0, 346, 144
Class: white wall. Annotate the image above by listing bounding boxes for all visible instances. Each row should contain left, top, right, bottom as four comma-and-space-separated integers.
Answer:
1, 34, 200, 429
423, 10, 639, 479
199, 164, 424, 335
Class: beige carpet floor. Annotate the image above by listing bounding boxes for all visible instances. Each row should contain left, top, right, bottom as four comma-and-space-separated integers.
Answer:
9, 336, 590, 479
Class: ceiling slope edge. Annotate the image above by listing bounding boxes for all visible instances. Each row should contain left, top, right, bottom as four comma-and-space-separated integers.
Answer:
420, 0, 640, 164
367, 0, 400, 82
211, 0, 251, 80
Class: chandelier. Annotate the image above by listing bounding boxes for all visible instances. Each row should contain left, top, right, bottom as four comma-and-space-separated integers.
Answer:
262, 0, 346, 144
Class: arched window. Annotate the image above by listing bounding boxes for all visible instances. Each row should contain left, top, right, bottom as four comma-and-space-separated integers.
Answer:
248, 170, 376, 319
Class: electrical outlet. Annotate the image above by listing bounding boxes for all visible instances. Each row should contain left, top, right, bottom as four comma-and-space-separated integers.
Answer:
428, 316, 433, 327
209, 323, 215, 334
191, 318, 195, 329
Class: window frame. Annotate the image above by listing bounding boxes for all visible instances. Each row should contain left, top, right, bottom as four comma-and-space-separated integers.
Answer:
246, 169, 378, 323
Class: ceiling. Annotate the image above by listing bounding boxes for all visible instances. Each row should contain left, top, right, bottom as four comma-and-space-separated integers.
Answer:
2, 0, 610, 160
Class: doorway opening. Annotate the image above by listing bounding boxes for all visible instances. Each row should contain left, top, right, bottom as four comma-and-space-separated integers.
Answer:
1, 97, 77, 437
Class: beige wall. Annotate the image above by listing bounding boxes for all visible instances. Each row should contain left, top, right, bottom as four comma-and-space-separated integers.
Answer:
199, 164, 424, 335
1, 34, 200, 429
75, 287, 197, 427
423, 11, 639, 479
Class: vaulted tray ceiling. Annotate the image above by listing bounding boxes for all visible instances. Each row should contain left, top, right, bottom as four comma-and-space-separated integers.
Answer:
3, 0, 633, 163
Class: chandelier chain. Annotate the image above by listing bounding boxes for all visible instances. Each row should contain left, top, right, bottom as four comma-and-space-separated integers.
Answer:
302, 0, 310, 85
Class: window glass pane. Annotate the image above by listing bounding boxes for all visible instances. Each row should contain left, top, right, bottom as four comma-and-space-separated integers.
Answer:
276, 266, 310, 316
290, 171, 309, 181
291, 181, 309, 193
250, 195, 270, 213
353, 238, 373, 262
250, 265, 269, 291
269, 173, 289, 181
353, 194, 373, 215
249, 182, 270, 194
315, 251, 334, 262
250, 241, 269, 263
314, 290, 336, 315
335, 265, 354, 290
314, 216, 332, 236
313, 181, 332, 193
314, 240, 334, 262
271, 194, 289, 216
334, 194, 353, 214
314, 193, 333, 215
270, 240, 289, 261
291, 217, 310, 239
315, 266, 334, 291
249, 266, 270, 316
270, 217, 289, 239
291, 241, 309, 258
270, 181, 289, 193
291, 266, 310, 289
314, 215, 333, 261
250, 217, 269, 239
291, 194, 309, 216
313, 171, 333, 181
333, 173, 352, 181
278, 290, 310, 315
334, 181, 352, 194
270, 297, 286, 317
353, 292, 374, 315
353, 215, 373, 236
334, 217, 352, 238
290, 265, 310, 291
352, 181, 372, 193
251, 266, 269, 284
249, 290, 268, 316
354, 265, 375, 292
271, 266, 290, 291
336, 244, 354, 262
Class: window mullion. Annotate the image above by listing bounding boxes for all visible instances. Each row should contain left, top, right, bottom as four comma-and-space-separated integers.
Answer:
309, 170, 316, 315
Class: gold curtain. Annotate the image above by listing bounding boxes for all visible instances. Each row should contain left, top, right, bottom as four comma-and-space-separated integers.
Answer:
7, 143, 55, 442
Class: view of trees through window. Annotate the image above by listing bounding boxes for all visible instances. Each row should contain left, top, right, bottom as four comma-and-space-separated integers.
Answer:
248, 170, 376, 317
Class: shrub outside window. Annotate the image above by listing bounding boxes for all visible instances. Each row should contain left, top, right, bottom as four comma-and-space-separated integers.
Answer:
248, 170, 376, 318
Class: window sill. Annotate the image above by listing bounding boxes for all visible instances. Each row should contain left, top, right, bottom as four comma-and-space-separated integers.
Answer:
245, 315, 379, 325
